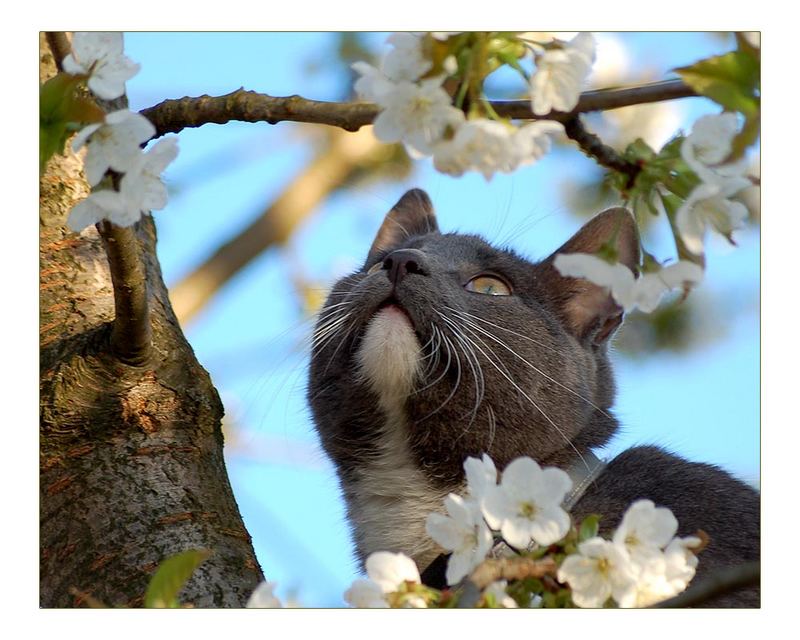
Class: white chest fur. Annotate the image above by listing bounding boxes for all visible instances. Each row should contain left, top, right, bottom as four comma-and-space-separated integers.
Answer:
347, 308, 452, 570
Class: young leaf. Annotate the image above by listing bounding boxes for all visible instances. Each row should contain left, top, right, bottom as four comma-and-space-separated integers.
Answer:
728, 114, 760, 164
674, 51, 759, 116
40, 72, 105, 174
578, 514, 600, 542
144, 549, 211, 608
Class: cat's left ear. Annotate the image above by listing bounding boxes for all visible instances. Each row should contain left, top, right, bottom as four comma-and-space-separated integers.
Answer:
366, 189, 439, 265
536, 207, 640, 346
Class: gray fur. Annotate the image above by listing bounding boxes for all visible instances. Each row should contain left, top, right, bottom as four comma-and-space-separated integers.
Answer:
307, 189, 759, 607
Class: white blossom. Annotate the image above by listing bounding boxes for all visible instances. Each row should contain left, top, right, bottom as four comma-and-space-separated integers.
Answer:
513, 121, 562, 165
117, 136, 179, 216
464, 454, 498, 502
372, 78, 465, 155
529, 32, 596, 115
67, 137, 179, 231
557, 537, 638, 608
662, 536, 700, 589
343, 551, 424, 608
62, 32, 140, 100
67, 189, 126, 232
72, 109, 156, 186
352, 61, 394, 105
432, 118, 553, 180
612, 500, 678, 568
625, 536, 701, 607
343, 578, 389, 608
553, 253, 704, 313
382, 33, 431, 83
675, 177, 751, 255
425, 493, 494, 585
681, 113, 748, 183
246, 581, 283, 608
481, 457, 572, 549
365, 551, 421, 593
352, 33, 430, 104
483, 580, 518, 608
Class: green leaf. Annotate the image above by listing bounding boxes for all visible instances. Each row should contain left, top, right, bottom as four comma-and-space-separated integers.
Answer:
40, 122, 70, 174
144, 549, 211, 608
40, 72, 105, 175
577, 514, 600, 542
40, 72, 86, 122
674, 51, 760, 116
728, 114, 760, 163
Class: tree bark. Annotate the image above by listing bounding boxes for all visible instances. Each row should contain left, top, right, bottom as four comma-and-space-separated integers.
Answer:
39, 34, 263, 608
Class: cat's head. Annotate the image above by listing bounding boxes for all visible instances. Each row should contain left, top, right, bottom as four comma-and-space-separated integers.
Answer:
308, 189, 639, 487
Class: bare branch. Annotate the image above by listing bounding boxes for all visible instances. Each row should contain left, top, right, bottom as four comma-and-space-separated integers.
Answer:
493, 79, 698, 121
562, 115, 640, 189
45, 31, 71, 71
141, 90, 380, 137
49, 31, 152, 365
653, 562, 760, 608
97, 221, 152, 365
141, 79, 697, 139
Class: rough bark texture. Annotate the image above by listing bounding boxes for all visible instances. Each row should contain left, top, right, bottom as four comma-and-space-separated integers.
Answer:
39, 34, 263, 608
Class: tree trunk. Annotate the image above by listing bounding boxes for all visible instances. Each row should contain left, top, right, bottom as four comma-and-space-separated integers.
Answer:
39, 34, 263, 608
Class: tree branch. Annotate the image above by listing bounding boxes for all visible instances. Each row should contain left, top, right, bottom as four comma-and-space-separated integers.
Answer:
97, 221, 152, 365
45, 31, 71, 71
563, 115, 641, 189
141, 79, 697, 139
50, 31, 153, 365
652, 562, 760, 608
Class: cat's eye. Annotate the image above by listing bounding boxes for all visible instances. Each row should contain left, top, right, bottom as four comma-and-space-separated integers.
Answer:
465, 275, 512, 296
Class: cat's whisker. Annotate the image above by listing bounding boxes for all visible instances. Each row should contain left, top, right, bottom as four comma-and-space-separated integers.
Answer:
450, 309, 611, 420
438, 313, 485, 430
414, 327, 451, 395
320, 317, 360, 377
444, 306, 565, 357
416, 332, 463, 423
456, 319, 590, 474
309, 314, 350, 352
486, 403, 497, 451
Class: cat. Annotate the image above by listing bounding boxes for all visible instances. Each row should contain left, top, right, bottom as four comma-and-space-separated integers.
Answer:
307, 188, 760, 607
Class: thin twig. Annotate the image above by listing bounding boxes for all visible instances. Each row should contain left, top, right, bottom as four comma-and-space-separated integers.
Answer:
45, 31, 71, 71
140, 79, 698, 139
97, 221, 152, 365
653, 562, 760, 608
46, 31, 153, 366
563, 115, 641, 189
494, 79, 698, 121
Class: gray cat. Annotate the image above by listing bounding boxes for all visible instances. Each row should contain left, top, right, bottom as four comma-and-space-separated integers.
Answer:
308, 188, 759, 607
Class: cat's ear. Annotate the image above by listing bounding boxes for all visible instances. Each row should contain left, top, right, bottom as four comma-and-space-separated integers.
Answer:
537, 207, 640, 345
366, 189, 439, 265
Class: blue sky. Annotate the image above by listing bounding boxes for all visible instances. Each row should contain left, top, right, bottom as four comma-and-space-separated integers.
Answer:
123, 32, 759, 607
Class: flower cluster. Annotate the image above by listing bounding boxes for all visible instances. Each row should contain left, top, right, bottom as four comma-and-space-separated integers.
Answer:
526, 32, 596, 115
553, 253, 704, 314
65, 32, 178, 232
558, 499, 701, 607
341, 454, 701, 608
352, 32, 597, 180
675, 112, 752, 256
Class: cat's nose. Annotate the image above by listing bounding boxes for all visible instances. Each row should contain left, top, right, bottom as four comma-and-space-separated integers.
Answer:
382, 249, 429, 286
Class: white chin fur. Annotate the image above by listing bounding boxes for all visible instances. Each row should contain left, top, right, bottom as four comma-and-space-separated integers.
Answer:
356, 308, 420, 407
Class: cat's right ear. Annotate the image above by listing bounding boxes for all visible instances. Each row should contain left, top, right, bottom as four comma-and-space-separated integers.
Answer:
536, 207, 640, 346
366, 189, 439, 265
